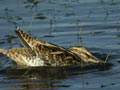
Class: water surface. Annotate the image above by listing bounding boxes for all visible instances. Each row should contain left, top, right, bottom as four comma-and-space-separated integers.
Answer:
0, 0, 120, 90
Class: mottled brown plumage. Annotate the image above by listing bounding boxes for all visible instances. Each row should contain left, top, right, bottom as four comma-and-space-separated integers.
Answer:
0, 48, 35, 66
0, 27, 103, 66
69, 46, 103, 63
15, 28, 66, 51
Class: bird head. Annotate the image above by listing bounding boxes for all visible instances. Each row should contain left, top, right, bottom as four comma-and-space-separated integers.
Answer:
69, 46, 103, 63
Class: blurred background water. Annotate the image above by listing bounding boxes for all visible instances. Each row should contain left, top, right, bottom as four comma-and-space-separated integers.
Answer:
0, 0, 120, 90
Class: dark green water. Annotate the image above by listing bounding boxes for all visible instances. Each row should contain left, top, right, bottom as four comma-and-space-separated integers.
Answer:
0, 0, 120, 90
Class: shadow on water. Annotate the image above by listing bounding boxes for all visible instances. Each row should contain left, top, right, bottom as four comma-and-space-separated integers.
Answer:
0, 62, 112, 90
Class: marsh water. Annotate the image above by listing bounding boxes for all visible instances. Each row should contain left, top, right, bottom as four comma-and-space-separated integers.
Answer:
0, 0, 120, 90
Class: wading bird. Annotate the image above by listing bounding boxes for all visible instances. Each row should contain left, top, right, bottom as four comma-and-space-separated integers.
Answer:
0, 27, 103, 67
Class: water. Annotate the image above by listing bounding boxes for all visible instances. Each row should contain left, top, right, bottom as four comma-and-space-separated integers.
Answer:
0, 0, 120, 90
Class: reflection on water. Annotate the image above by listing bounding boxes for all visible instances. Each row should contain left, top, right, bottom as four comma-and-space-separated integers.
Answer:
0, 63, 112, 90
0, 0, 120, 90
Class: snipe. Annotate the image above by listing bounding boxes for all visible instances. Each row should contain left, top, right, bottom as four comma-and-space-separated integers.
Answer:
0, 27, 103, 66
